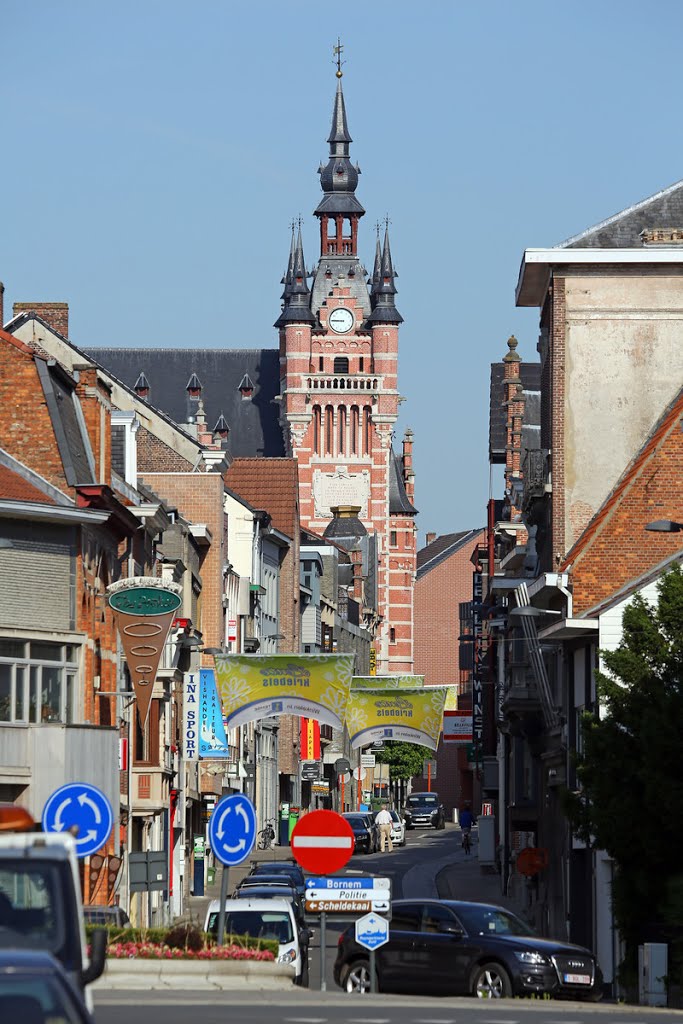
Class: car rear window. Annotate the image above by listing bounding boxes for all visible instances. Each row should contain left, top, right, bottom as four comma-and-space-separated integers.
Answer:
206, 909, 294, 943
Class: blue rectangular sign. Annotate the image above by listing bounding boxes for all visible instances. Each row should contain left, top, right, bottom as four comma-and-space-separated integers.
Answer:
305, 876, 389, 890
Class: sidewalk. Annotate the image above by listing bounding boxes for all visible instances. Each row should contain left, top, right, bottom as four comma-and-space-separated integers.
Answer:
435, 826, 522, 914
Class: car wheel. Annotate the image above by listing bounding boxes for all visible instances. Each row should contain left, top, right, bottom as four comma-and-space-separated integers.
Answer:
472, 962, 512, 999
342, 958, 373, 994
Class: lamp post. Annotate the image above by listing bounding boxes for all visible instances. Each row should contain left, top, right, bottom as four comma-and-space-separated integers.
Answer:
99, 690, 136, 915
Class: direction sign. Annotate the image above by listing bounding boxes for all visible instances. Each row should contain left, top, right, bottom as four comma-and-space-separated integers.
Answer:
305, 875, 392, 915
360, 753, 376, 768
355, 911, 390, 951
300, 760, 321, 781
208, 793, 257, 866
42, 783, 113, 859
290, 809, 354, 874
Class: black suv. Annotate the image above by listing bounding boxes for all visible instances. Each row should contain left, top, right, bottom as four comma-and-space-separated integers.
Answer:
334, 898, 603, 1000
403, 791, 445, 829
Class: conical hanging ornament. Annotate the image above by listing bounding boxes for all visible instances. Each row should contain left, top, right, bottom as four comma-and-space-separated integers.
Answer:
107, 578, 182, 728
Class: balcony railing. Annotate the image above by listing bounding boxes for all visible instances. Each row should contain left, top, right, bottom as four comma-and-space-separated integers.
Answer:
305, 373, 380, 393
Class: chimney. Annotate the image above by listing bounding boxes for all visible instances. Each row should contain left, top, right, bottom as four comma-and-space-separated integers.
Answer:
13, 301, 69, 338
426, 532, 437, 546
0, 282, 4, 327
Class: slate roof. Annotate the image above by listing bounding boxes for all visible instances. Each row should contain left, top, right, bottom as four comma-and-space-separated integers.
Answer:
389, 450, 417, 515
224, 458, 299, 540
416, 529, 484, 580
489, 362, 542, 464
558, 176, 683, 249
85, 347, 285, 458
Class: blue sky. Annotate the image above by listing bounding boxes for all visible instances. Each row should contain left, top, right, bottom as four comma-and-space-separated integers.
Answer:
3, 1, 683, 543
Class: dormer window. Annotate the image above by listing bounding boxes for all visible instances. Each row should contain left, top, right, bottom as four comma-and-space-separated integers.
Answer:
238, 373, 255, 399
134, 372, 150, 400
186, 373, 202, 400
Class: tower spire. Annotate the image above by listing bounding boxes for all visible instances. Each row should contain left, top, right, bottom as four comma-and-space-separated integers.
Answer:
274, 222, 315, 327
368, 220, 402, 324
369, 223, 382, 308
280, 220, 296, 302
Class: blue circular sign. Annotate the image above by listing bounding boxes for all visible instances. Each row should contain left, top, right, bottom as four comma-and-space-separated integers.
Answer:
42, 783, 113, 859
208, 793, 257, 866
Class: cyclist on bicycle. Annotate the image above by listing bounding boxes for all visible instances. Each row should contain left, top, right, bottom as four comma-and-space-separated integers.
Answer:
458, 803, 475, 848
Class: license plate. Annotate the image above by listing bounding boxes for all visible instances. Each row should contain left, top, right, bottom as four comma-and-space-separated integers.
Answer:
564, 973, 591, 985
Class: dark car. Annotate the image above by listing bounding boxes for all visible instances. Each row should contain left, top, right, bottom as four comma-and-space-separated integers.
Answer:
403, 791, 446, 830
359, 812, 380, 852
234, 881, 308, 930
83, 904, 130, 928
0, 949, 95, 1022
341, 813, 374, 854
334, 899, 603, 1001
248, 861, 306, 896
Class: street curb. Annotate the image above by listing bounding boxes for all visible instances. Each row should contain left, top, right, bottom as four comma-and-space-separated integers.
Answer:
92, 959, 295, 990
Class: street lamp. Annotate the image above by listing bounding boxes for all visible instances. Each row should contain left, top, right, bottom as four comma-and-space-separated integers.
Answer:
645, 519, 683, 532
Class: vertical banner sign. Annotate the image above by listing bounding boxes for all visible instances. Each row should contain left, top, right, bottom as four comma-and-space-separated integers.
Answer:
300, 718, 321, 761
369, 648, 377, 676
472, 571, 484, 767
199, 669, 230, 757
184, 672, 199, 761
107, 578, 182, 728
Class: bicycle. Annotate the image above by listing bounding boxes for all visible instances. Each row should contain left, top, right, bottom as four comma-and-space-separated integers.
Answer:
462, 828, 472, 855
257, 820, 276, 850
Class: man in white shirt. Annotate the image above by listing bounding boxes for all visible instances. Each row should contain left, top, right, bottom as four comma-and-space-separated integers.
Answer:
375, 804, 394, 852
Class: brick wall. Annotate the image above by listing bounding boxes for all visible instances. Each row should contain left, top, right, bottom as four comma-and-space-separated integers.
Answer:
137, 426, 195, 472
13, 301, 69, 338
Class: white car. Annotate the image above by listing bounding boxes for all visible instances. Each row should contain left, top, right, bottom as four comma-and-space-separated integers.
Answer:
204, 897, 306, 985
389, 809, 406, 846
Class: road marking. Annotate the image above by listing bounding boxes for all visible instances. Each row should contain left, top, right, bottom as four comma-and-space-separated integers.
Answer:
414, 1019, 456, 1023
284, 1019, 327, 1023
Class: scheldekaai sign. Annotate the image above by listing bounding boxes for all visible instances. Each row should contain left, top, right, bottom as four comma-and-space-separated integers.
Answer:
213, 654, 355, 731
345, 686, 449, 751
107, 578, 182, 728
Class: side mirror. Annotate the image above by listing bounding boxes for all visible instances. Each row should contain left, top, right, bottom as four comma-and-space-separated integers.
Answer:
81, 926, 107, 985
441, 923, 464, 938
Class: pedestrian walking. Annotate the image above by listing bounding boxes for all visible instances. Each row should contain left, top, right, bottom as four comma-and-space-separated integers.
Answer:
375, 804, 394, 852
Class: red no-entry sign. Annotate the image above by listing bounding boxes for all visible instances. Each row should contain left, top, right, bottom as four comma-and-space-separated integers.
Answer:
290, 809, 355, 874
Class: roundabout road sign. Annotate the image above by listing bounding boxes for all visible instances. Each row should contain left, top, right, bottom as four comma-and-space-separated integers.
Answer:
291, 809, 354, 874
42, 782, 113, 859
208, 794, 257, 866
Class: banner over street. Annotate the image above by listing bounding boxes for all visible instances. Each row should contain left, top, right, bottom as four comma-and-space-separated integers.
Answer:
346, 686, 448, 750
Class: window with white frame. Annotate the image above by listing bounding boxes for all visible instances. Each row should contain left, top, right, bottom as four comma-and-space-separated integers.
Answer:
0, 640, 78, 724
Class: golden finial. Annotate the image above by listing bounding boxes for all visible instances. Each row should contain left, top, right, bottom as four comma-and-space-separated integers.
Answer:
333, 38, 345, 78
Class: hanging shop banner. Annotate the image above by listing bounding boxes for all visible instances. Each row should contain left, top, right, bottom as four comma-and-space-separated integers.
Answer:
352, 674, 425, 691
213, 654, 355, 731
199, 668, 230, 758
346, 687, 448, 751
184, 672, 199, 762
108, 578, 182, 728
443, 710, 473, 744
300, 717, 321, 761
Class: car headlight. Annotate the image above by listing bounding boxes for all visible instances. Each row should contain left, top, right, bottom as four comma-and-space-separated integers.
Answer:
277, 948, 297, 964
514, 950, 550, 965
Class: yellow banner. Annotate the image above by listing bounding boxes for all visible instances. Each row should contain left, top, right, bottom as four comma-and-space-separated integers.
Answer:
352, 674, 424, 690
345, 686, 449, 751
213, 654, 355, 731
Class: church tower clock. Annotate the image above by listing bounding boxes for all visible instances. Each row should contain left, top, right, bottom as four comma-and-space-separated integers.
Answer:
276, 52, 417, 675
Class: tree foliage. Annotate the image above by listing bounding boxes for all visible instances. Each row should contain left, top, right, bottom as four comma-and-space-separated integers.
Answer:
565, 565, 683, 976
373, 740, 432, 780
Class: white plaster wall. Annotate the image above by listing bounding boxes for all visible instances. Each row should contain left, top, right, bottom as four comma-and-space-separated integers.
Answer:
224, 493, 254, 579
563, 270, 683, 548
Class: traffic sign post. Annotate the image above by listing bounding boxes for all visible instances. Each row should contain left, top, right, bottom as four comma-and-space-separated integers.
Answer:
305, 876, 392, 916
291, 810, 355, 992
355, 911, 389, 995
208, 794, 257, 946
42, 782, 113, 859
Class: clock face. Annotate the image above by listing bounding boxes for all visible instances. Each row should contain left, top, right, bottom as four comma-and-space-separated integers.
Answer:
328, 307, 354, 334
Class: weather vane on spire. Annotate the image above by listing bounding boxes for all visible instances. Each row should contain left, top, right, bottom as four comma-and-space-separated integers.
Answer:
333, 38, 345, 78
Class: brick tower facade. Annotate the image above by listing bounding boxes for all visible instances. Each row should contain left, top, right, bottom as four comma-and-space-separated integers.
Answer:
277, 65, 417, 674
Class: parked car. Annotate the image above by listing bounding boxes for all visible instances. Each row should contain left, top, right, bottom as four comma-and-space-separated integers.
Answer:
83, 904, 130, 928
341, 813, 374, 854
403, 792, 446, 829
360, 812, 380, 852
233, 881, 308, 933
248, 861, 306, 897
389, 810, 406, 847
204, 897, 307, 986
0, 949, 95, 1022
334, 898, 603, 1001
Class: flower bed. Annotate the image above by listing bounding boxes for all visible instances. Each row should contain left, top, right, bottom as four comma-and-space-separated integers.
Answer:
107, 940, 275, 962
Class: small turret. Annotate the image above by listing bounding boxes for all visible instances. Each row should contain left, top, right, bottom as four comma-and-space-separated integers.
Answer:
367, 226, 402, 324
274, 226, 316, 327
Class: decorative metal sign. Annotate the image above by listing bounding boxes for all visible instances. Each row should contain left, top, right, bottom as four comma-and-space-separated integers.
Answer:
108, 578, 182, 728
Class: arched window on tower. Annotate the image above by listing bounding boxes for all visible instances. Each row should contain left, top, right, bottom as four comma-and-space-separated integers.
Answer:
342, 218, 352, 255
363, 406, 372, 455
313, 406, 322, 455
325, 405, 334, 455
338, 406, 346, 454
334, 356, 349, 374
350, 406, 359, 455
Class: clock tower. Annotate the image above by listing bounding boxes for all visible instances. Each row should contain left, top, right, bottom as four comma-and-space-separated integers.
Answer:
276, 57, 417, 674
